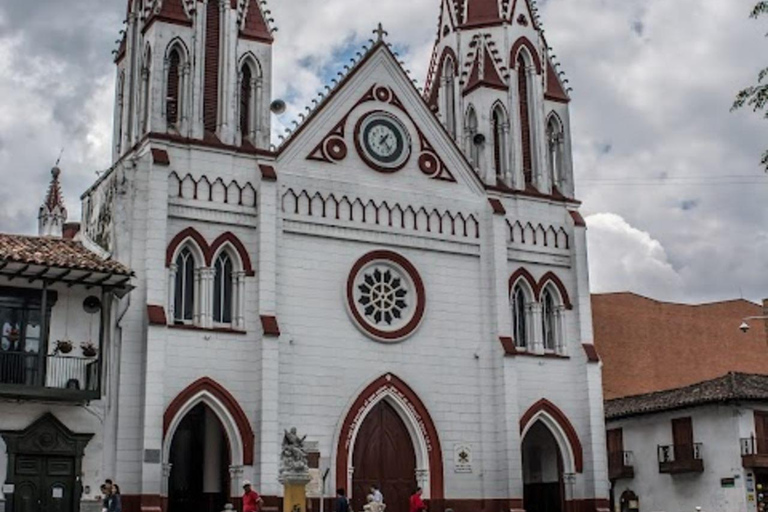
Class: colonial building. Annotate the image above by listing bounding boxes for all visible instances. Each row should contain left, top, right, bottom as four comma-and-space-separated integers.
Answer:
7, 1, 610, 512
593, 293, 768, 512
0, 170, 135, 512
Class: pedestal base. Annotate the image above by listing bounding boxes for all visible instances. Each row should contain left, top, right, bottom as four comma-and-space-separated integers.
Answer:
282, 477, 311, 512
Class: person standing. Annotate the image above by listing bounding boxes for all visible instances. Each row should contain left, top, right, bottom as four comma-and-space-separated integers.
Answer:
106, 482, 122, 512
370, 485, 383, 504
409, 488, 425, 512
243, 481, 263, 512
335, 488, 350, 512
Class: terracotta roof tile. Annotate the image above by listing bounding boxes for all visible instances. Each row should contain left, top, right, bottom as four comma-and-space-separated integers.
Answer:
0, 233, 131, 276
605, 372, 768, 419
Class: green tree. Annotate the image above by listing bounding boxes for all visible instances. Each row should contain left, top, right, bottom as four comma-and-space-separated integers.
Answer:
732, 1, 768, 171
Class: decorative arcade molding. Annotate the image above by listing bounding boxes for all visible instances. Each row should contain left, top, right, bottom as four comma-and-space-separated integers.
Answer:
519, 398, 583, 473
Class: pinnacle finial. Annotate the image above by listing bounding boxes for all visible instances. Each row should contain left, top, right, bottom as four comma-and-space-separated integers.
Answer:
373, 23, 388, 42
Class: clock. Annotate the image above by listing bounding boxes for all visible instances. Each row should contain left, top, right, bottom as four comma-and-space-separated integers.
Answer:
356, 112, 412, 171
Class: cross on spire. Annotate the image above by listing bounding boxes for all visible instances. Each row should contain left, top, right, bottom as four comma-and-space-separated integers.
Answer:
373, 23, 388, 42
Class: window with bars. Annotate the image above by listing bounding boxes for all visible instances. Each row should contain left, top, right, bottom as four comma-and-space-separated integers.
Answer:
512, 285, 529, 349
517, 53, 533, 185
174, 247, 195, 323
166, 48, 182, 126
213, 252, 233, 324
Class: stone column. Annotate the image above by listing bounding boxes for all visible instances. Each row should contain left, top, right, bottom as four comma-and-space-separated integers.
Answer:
529, 303, 543, 354
167, 264, 178, 323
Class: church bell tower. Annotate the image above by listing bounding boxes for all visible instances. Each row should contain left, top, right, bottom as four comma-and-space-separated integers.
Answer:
424, 0, 574, 197
112, 0, 275, 161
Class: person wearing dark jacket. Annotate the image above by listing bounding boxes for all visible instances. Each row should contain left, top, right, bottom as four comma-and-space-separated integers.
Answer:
335, 488, 350, 512
106, 483, 122, 512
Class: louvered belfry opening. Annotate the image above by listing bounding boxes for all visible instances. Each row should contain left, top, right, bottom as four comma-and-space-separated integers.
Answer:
167, 49, 181, 126
203, 0, 221, 134
517, 54, 533, 186
240, 64, 252, 138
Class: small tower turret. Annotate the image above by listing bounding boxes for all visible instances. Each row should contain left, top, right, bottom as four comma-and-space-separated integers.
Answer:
38, 167, 67, 237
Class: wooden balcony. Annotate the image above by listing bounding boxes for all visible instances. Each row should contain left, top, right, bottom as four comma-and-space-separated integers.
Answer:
658, 443, 704, 474
0, 351, 100, 402
741, 437, 768, 468
608, 450, 635, 480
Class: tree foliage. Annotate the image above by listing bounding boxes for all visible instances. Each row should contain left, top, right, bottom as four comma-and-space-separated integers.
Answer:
732, 1, 768, 171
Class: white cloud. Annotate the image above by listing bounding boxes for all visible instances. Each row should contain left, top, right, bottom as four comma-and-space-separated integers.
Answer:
586, 213, 684, 301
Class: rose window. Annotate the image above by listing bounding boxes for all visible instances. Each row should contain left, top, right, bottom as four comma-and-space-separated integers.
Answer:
358, 268, 408, 325
347, 251, 426, 342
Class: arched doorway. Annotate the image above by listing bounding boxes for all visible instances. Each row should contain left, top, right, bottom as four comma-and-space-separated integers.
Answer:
351, 400, 417, 512
522, 422, 563, 512
168, 403, 229, 512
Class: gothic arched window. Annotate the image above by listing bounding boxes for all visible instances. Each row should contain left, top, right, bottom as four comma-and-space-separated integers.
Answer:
141, 46, 152, 133
443, 57, 457, 138
492, 105, 508, 183
512, 284, 530, 349
467, 106, 479, 169
517, 52, 533, 186
116, 71, 125, 154
240, 63, 253, 139
547, 114, 565, 193
166, 47, 182, 127
174, 247, 196, 323
213, 252, 233, 324
203, 0, 221, 133
541, 288, 556, 351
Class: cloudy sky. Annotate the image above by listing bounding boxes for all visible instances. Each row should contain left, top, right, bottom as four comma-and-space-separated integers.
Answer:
0, 0, 766, 303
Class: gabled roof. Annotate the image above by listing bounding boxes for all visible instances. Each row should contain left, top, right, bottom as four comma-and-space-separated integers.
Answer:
545, 59, 570, 103
463, 38, 507, 94
239, 0, 273, 43
606, 372, 768, 420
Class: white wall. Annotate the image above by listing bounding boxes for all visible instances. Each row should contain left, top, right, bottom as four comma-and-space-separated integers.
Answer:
609, 405, 754, 512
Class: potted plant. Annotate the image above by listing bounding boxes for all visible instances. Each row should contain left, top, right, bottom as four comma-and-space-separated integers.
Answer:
81, 341, 98, 358
55, 339, 73, 355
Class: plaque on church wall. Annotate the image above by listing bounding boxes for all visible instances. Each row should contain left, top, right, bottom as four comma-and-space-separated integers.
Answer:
454, 444, 472, 473
2, 483, 14, 494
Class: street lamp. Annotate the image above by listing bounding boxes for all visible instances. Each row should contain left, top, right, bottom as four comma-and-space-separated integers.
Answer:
740, 316, 768, 333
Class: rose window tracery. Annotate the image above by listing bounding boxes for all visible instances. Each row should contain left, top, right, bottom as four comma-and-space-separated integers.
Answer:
347, 251, 425, 342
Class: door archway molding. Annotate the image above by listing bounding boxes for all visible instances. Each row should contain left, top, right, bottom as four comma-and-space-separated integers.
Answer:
335, 374, 444, 500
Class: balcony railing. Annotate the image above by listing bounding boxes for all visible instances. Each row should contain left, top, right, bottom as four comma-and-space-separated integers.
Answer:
608, 450, 635, 480
741, 437, 768, 468
658, 443, 704, 474
0, 351, 100, 401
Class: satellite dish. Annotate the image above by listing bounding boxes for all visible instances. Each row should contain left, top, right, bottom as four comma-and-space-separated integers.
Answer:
473, 133, 486, 146
83, 296, 102, 314
270, 99, 287, 115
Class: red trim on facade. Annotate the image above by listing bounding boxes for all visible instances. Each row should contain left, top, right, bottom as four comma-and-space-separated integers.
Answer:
485, 182, 581, 204
569, 210, 586, 227
151, 148, 171, 166
545, 60, 570, 103
210, 232, 255, 276
583, 344, 600, 363
509, 37, 542, 75
166, 228, 254, 275
259, 164, 277, 182
538, 271, 573, 310
509, 267, 538, 295
147, 305, 167, 325
515, 352, 570, 360
346, 250, 426, 341
166, 227, 208, 267
488, 198, 506, 215
336, 374, 445, 499
260, 315, 280, 337
499, 336, 517, 355
163, 377, 255, 465
520, 399, 584, 473
148, 132, 274, 157
566, 498, 611, 512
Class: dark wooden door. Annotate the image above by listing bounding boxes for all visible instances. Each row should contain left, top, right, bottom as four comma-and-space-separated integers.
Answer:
352, 401, 417, 512
13, 455, 75, 512
672, 417, 694, 460
606, 428, 623, 476
756, 412, 768, 453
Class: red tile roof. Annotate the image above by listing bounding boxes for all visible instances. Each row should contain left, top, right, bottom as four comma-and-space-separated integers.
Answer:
605, 372, 768, 419
0, 233, 131, 275
593, 292, 768, 400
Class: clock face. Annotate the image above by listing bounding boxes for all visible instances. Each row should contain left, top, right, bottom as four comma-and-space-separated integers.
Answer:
357, 112, 411, 171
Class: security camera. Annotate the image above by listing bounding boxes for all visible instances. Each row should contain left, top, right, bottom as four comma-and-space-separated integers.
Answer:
740, 321, 750, 334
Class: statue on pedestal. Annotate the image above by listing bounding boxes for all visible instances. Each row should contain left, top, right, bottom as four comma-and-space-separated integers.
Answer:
280, 427, 310, 480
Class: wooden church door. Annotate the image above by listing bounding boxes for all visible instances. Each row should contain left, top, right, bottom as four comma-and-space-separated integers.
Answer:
352, 401, 417, 512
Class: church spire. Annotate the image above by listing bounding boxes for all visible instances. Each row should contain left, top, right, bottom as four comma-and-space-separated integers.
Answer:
464, 0, 503, 26
38, 167, 67, 237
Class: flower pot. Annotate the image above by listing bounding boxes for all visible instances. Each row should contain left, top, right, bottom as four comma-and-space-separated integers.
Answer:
56, 340, 73, 354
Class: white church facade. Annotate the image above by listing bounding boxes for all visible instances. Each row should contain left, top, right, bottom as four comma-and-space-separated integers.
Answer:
2, 1, 610, 512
